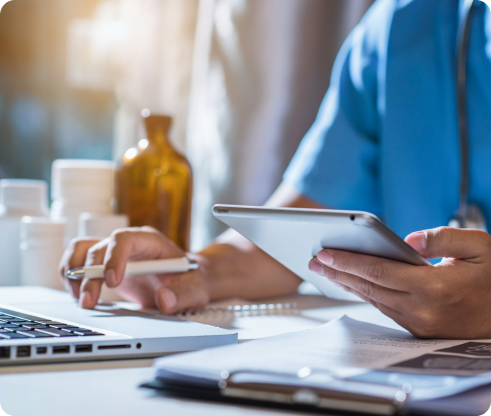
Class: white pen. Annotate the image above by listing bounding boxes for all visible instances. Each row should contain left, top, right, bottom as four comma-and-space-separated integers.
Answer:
66, 257, 199, 280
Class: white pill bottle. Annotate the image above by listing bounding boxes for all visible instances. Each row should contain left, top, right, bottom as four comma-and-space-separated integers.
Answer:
20, 217, 66, 290
0, 180, 49, 286
50, 159, 115, 244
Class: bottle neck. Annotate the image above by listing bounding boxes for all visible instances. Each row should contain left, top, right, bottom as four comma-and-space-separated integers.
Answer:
144, 116, 173, 148
146, 126, 171, 147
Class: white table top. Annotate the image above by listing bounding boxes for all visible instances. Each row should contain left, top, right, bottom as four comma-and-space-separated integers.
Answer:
0, 285, 400, 416
1, 365, 334, 416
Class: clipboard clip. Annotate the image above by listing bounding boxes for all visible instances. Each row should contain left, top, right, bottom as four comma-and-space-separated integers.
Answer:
218, 369, 408, 415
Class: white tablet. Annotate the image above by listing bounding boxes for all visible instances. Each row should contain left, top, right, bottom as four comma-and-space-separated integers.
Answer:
212, 205, 431, 301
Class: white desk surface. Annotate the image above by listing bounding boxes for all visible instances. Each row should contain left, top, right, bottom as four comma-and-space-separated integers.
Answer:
0, 285, 401, 416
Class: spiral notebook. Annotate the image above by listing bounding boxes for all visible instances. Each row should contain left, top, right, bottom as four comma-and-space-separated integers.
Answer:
116, 299, 299, 331
174, 300, 299, 327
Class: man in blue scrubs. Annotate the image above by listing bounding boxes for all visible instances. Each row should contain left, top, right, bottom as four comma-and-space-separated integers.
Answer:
286, 0, 491, 239
61, 0, 491, 338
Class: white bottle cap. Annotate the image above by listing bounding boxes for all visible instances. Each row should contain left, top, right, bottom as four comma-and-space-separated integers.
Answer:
21, 217, 66, 242
51, 159, 115, 201
78, 213, 129, 239
0, 179, 49, 212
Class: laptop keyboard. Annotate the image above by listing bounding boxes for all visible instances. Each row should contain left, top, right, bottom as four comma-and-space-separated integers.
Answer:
0, 308, 104, 339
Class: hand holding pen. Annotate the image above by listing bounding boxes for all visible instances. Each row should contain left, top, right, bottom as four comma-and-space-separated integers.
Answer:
59, 227, 207, 313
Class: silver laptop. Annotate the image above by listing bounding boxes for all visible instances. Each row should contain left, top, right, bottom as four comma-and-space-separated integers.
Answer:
0, 287, 237, 365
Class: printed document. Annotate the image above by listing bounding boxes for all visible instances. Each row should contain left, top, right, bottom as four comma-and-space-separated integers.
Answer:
155, 316, 491, 401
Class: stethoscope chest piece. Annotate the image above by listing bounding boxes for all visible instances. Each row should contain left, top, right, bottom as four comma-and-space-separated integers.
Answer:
448, 204, 487, 231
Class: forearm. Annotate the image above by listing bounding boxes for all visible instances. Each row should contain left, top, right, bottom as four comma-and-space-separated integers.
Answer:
192, 182, 326, 301
195, 229, 302, 301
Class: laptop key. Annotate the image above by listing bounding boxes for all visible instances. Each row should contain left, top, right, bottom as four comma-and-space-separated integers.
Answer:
60, 328, 104, 336
16, 330, 54, 338
49, 324, 79, 329
31, 332, 55, 338
0, 332, 30, 339
0, 324, 21, 329
35, 328, 77, 337
4, 319, 30, 323
15, 331, 37, 337
61, 328, 95, 333
21, 324, 47, 329
73, 331, 104, 336
34, 321, 65, 325
63, 327, 91, 332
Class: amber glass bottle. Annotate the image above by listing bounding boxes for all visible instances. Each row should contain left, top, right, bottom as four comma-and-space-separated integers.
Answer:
116, 114, 192, 251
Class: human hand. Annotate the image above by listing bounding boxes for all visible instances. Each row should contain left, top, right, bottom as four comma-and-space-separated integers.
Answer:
309, 227, 491, 338
59, 227, 210, 313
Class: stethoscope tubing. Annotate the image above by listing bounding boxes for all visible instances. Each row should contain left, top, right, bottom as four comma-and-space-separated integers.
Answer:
456, 0, 476, 220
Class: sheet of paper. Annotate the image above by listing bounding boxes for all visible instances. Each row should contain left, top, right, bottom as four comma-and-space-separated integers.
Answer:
155, 316, 491, 401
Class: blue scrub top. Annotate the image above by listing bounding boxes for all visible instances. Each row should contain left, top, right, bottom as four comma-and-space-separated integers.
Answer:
284, 0, 491, 239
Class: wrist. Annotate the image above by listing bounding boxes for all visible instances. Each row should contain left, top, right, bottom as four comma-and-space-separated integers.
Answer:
188, 244, 240, 302
186, 252, 212, 298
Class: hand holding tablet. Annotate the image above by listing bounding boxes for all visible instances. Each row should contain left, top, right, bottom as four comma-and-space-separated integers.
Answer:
213, 205, 430, 302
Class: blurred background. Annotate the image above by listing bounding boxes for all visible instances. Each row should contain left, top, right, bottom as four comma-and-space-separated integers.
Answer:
0, 0, 374, 251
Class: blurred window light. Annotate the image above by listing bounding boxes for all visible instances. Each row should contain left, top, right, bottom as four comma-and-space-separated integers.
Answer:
214, 1, 234, 38
66, 19, 128, 90
214, 0, 246, 39
97, 0, 141, 20
123, 147, 138, 161
65, 0, 143, 91
138, 138, 149, 150
119, 0, 142, 19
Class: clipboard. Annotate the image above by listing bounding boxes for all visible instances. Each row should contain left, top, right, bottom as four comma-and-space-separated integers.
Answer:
141, 369, 407, 416
147, 315, 491, 415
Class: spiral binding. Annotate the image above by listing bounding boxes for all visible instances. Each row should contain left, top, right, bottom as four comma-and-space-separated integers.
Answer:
176, 302, 299, 321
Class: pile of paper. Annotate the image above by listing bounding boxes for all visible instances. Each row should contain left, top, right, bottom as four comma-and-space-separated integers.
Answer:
154, 316, 491, 404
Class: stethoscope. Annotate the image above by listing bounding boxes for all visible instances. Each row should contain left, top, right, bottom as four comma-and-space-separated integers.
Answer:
448, 0, 488, 230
